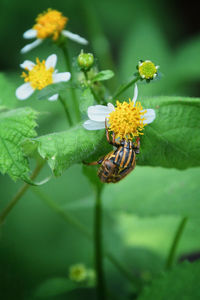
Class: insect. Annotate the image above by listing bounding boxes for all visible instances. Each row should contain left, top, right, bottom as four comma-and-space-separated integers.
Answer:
85, 122, 140, 183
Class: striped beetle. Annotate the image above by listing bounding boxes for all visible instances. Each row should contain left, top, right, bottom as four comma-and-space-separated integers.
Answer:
85, 122, 140, 183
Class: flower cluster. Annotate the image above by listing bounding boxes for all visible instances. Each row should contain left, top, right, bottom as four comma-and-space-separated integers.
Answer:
15, 8, 158, 184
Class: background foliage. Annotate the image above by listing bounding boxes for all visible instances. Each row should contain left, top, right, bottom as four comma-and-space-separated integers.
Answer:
0, 0, 200, 299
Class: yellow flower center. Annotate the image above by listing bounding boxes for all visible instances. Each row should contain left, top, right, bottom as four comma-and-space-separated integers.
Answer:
33, 9, 68, 40
138, 61, 157, 79
108, 99, 146, 140
22, 58, 54, 90
69, 264, 87, 282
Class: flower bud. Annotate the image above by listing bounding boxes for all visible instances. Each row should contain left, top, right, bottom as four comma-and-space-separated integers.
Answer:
137, 60, 159, 81
78, 51, 94, 71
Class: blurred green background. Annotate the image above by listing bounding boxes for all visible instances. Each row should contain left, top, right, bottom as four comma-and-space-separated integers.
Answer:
0, 0, 200, 299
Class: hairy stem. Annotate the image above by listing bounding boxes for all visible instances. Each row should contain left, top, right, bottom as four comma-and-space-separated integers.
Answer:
165, 216, 188, 270
60, 44, 80, 122
0, 162, 44, 225
59, 96, 73, 126
112, 76, 139, 100
94, 186, 106, 300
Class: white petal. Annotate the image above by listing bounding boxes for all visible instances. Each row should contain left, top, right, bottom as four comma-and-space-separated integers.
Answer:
16, 83, 34, 100
20, 39, 43, 54
45, 54, 57, 69
142, 109, 156, 124
107, 102, 115, 111
83, 120, 105, 130
48, 94, 59, 101
53, 72, 71, 83
88, 104, 115, 122
132, 84, 138, 105
23, 29, 37, 39
62, 30, 88, 45
20, 60, 35, 70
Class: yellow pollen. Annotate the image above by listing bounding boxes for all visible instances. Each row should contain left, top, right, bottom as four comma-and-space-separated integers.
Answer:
33, 9, 68, 40
139, 61, 157, 79
22, 58, 54, 90
108, 99, 147, 140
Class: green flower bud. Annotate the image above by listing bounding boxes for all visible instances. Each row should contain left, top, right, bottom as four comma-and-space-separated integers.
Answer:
78, 51, 94, 70
69, 263, 87, 282
138, 60, 159, 81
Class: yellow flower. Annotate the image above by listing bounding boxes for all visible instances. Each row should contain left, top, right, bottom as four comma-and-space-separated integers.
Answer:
33, 9, 68, 40
16, 54, 71, 100
84, 84, 156, 140
21, 9, 88, 54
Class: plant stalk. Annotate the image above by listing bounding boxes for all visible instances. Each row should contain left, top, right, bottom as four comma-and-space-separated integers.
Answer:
60, 44, 80, 122
112, 76, 139, 100
165, 216, 188, 270
0, 162, 44, 225
59, 96, 73, 126
94, 186, 106, 300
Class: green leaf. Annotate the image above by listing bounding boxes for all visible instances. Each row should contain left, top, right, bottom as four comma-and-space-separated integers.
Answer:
137, 96, 200, 169
138, 261, 200, 300
104, 166, 200, 218
0, 107, 38, 181
37, 82, 71, 100
33, 126, 111, 176
79, 88, 95, 115
30, 96, 200, 177
91, 70, 114, 82
34, 277, 77, 298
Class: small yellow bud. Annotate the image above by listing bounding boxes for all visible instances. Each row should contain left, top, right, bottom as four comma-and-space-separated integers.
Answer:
138, 60, 159, 81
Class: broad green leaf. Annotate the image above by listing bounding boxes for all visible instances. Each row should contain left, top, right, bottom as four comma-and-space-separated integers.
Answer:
92, 70, 114, 82
79, 88, 95, 115
31, 96, 200, 177
0, 107, 38, 181
104, 166, 200, 218
138, 261, 200, 300
34, 277, 77, 298
138, 96, 200, 169
34, 126, 111, 176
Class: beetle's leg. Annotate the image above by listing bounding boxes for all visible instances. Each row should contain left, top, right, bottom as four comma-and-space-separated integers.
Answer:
82, 157, 104, 166
105, 119, 111, 144
134, 137, 140, 154
112, 132, 120, 147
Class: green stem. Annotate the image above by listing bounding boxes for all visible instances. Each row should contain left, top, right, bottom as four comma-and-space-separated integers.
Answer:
32, 188, 91, 240
165, 216, 188, 270
94, 187, 106, 300
59, 96, 73, 126
0, 162, 44, 225
31, 188, 136, 285
60, 44, 80, 122
112, 76, 139, 100
83, 70, 102, 104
